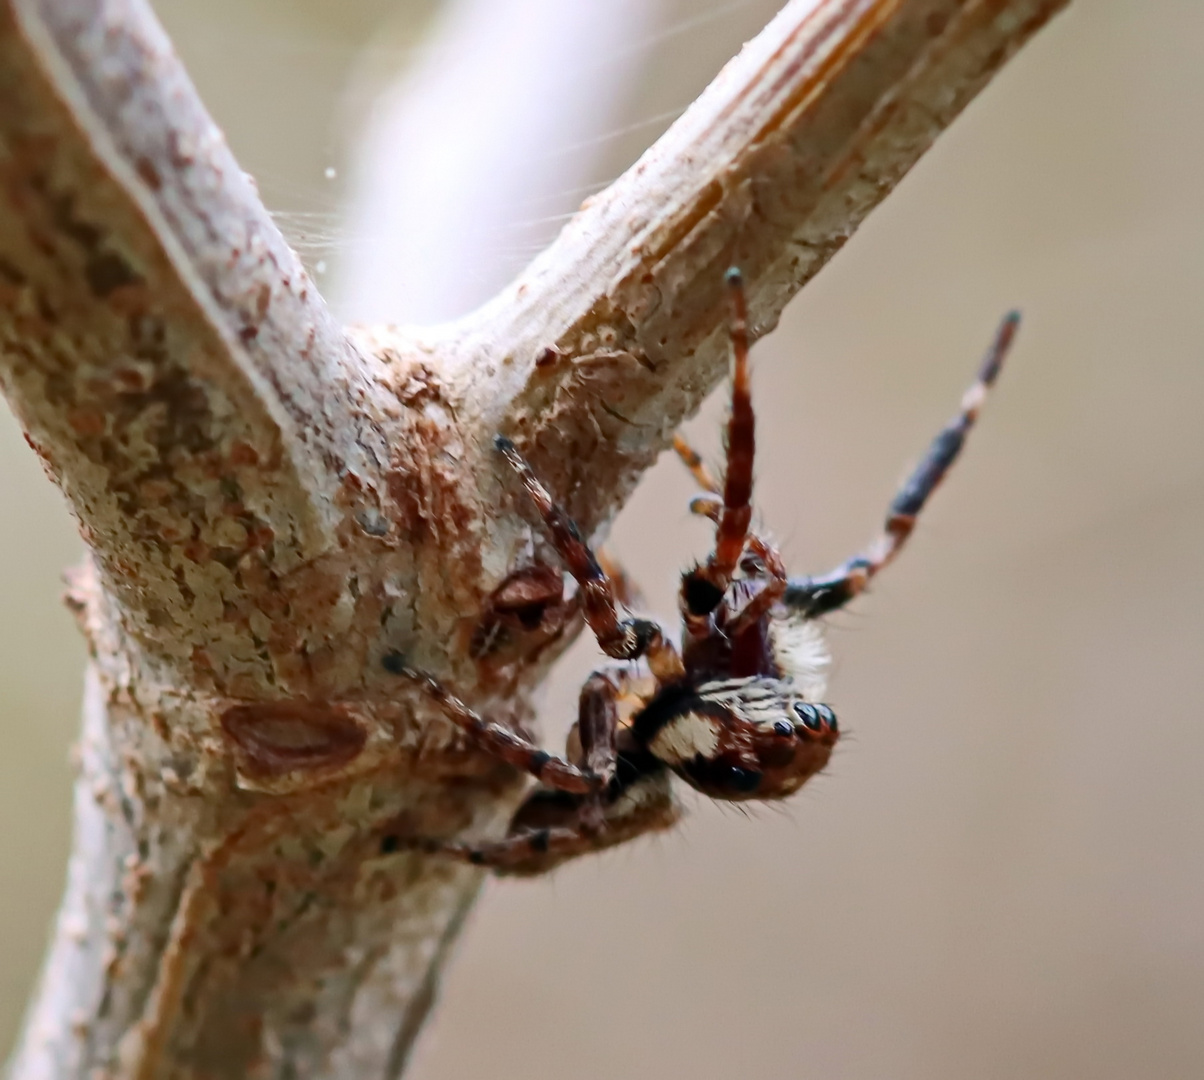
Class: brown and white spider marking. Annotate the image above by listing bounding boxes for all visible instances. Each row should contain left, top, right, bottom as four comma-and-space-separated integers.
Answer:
383, 269, 1019, 876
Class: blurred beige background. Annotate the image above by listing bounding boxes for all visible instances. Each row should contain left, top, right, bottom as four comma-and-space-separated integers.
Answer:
3, 1, 1203, 1077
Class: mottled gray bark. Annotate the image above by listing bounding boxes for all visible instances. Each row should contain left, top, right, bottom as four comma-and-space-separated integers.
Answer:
0, 0, 1068, 1076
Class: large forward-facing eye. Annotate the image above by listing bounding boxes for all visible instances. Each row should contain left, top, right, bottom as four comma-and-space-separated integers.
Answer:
792, 702, 837, 733
792, 702, 823, 730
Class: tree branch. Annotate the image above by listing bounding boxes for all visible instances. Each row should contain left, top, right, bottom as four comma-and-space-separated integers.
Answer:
0, 0, 395, 683
1, 0, 1068, 1076
438, 0, 1068, 536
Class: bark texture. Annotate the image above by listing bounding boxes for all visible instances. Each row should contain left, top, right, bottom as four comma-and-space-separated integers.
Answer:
0, 0, 1068, 1076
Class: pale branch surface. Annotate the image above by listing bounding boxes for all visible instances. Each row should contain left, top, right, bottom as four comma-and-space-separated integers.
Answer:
440, 0, 1068, 541
0, 0, 394, 685
0, 0, 1068, 1077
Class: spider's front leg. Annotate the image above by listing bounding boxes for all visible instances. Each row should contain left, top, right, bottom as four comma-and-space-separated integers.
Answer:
386, 766, 681, 876
383, 654, 603, 794
495, 436, 683, 682
382, 668, 681, 875
783, 312, 1020, 619
698, 268, 756, 597
677, 268, 762, 638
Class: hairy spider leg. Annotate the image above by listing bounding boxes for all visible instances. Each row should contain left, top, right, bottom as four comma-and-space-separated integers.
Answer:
386, 659, 601, 794
672, 432, 721, 493
391, 826, 603, 871
783, 311, 1021, 618
671, 432, 729, 523
496, 436, 684, 681
679, 269, 759, 630
676, 409, 788, 634
388, 768, 682, 875
597, 548, 646, 612
706, 267, 756, 590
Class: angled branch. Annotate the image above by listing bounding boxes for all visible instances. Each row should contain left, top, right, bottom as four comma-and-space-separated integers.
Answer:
442, 0, 1066, 535
1, 0, 1069, 1077
0, 0, 386, 684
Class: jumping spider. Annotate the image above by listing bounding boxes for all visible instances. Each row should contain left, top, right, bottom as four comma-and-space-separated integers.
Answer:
385, 269, 1019, 876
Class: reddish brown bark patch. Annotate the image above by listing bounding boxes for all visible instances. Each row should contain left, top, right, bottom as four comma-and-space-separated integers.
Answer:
221, 701, 367, 777
470, 564, 572, 660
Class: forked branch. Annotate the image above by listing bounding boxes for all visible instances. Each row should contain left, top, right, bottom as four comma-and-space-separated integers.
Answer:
0, 0, 1067, 1076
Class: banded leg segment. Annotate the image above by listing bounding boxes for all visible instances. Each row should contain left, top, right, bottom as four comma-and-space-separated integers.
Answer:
673, 435, 729, 526
673, 432, 720, 493
704, 268, 756, 594
677, 427, 787, 635
597, 548, 646, 612
386, 660, 600, 794
783, 312, 1020, 618
389, 771, 682, 876
392, 826, 608, 872
496, 436, 684, 681
679, 269, 759, 630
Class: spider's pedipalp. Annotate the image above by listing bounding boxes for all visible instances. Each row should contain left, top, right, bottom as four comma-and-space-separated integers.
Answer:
688, 493, 722, 521
574, 670, 623, 784
783, 311, 1020, 619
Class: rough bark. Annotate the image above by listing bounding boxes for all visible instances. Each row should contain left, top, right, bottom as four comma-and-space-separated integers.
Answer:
0, 0, 1068, 1076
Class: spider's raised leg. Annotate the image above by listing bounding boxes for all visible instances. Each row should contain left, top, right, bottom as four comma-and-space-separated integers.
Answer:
384, 656, 602, 794
496, 437, 683, 680
783, 312, 1020, 619
681, 268, 757, 626
706, 268, 756, 591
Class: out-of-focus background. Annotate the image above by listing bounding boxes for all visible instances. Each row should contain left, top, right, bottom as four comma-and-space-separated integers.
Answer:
3, 1, 1202, 1076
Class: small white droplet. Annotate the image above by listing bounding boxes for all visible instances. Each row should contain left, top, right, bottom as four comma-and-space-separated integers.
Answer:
324, 166, 337, 180
315, 260, 328, 274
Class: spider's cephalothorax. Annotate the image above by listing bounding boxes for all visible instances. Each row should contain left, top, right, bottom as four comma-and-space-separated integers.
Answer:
385, 269, 1019, 875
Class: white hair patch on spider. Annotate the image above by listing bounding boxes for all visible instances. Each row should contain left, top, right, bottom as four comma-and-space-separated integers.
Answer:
648, 711, 722, 765
610, 770, 674, 818
768, 616, 830, 701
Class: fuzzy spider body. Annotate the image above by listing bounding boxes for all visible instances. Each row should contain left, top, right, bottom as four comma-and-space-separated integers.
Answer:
632, 675, 839, 801
385, 270, 1019, 875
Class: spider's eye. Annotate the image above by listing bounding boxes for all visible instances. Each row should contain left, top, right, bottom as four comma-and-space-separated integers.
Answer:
792, 702, 822, 731
816, 704, 838, 732
772, 719, 794, 738
725, 764, 762, 793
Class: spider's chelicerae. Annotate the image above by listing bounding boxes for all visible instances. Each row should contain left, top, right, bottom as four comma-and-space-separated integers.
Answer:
385, 269, 1019, 876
